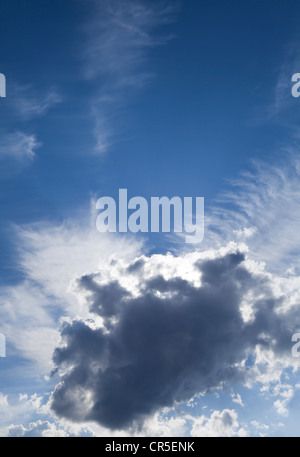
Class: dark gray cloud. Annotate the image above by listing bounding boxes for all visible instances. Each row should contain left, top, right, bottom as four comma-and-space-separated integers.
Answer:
51, 252, 296, 429
80, 274, 130, 318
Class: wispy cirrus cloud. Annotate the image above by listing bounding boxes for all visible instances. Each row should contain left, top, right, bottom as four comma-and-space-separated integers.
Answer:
262, 39, 300, 122
83, 0, 176, 81
9, 84, 62, 120
0, 84, 61, 164
203, 152, 300, 275
82, 0, 178, 154
0, 217, 143, 374
0, 131, 41, 161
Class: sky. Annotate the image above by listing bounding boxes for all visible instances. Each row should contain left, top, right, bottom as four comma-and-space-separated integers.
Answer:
1, 0, 300, 437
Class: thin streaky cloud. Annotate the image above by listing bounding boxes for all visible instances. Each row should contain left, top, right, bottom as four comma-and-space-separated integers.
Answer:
203, 152, 300, 274
83, 0, 177, 81
265, 39, 300, 121
0, 131, 41, 161
81, 0, 178, 154
9, 84, 62, 120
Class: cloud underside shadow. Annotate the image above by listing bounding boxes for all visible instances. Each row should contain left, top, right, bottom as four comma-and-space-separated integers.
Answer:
51, 251, 296, 429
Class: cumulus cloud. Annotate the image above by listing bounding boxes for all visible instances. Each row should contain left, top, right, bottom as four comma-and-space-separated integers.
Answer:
0, 392, 45, 436
0, 392, 95, 437
50, 246, 298, 430
7, 421, 66, 438
273, 386, 294, 417
232, 393, 244, 407
190, 409, 244, 437
7, 420, 94, 437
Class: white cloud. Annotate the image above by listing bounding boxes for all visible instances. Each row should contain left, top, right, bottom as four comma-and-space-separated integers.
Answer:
190, 409, 245, 437
232, 393, 245, 407
83, 1, 175, 81
140, 415, 187, 437
250, 420, 270, 437
10, 84, 61, 120
0, 393, 95, 437
0, 216, 142, 371
274, 387, 294, 417
14, 219, 143, 314
0, 131, 40, 161
82, 0, 177, 154
0, 393, 44, 437
8, 421, 67, 437
269, 40, 300, 119
205, 154, 300, 275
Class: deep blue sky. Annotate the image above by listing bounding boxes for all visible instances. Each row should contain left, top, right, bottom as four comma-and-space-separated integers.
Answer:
0, 0, 298, 219
0, 0, 298, 274
1, 0, 300, 437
